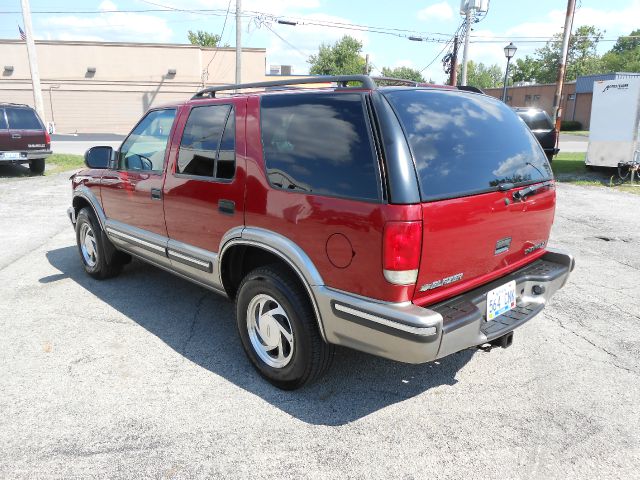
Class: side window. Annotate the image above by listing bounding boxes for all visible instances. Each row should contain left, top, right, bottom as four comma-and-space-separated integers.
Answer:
177, 104, 235, 180
119, 109, 176, 172
260, 93, 379, 201
0, 110, 7, 130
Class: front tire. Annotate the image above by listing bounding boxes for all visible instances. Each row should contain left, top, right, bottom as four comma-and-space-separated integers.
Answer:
75, 207, 128, 279
29, 158, 45, 174
236, 265, 334, 390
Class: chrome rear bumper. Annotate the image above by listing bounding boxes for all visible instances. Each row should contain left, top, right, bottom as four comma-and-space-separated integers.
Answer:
314, 248, 574, 363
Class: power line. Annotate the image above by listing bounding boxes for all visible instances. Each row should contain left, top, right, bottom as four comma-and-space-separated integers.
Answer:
202, 0, 233, 84
420, 22, 465, 73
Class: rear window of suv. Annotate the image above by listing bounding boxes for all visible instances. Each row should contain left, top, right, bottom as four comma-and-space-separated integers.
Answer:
5, 107, 42, 130
516, 109, 554, 130
384, 89, 552, 202
260, 93, 380, 201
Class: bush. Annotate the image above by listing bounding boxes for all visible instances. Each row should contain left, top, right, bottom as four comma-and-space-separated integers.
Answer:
561, 120, 582, 131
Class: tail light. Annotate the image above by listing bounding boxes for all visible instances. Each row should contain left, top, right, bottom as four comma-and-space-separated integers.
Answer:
44, 130, 51, 147
383, 221, 422, 285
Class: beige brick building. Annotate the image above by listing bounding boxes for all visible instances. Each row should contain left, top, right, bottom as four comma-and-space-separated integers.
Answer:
0, 39, 275, 134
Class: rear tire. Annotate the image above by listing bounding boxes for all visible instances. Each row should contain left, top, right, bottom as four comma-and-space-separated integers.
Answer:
545, 152, 554, 163
75, 207, 129, 279
235, 264, 334, 390
29, 158, 45, 174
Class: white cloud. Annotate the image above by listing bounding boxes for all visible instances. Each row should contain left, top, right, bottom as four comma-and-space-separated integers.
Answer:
39, 0, 173, 43
417, 2, 454, 22
466, 1, 640, 69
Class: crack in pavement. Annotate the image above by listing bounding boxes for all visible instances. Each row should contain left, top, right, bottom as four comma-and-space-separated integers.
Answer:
180, 293, 208, 355
546, 312, 639, 375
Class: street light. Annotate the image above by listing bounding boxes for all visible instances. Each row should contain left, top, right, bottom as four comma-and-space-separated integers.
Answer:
502, 42, 517, 103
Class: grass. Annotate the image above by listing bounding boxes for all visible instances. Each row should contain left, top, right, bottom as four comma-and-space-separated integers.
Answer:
552, 151, 640, 195
46, 153, 85, 175
0, 153, 84, 179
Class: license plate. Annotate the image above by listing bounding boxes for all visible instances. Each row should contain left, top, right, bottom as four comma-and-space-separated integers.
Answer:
486, 280, 517, 321
1, 152, 21, 160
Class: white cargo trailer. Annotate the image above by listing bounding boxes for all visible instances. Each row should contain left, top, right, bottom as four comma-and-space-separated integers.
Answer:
586, 78, 640, 168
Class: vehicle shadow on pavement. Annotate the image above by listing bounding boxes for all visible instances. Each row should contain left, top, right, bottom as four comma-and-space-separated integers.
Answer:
0, 164, 39, 178
46, 246, 475, 426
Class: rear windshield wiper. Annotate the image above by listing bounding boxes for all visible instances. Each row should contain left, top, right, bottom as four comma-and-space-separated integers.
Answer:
513, 181, 552, 201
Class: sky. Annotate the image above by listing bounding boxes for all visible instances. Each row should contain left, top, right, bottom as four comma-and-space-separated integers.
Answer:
1, 0, 639, 82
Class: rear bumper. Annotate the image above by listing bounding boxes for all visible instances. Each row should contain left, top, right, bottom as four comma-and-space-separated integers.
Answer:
0, 150, 52, 164
314, 247, 574, 363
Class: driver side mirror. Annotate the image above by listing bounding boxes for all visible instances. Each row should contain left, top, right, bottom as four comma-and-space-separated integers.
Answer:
84, 146, 113, 169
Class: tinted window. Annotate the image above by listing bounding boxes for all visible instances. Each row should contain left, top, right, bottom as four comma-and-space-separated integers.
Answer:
516, 110, 553, 130
177, 105, 235, 179
261, 93, 379, 200
384, 90, 552, 201
6, 107, 41, 130
0, 110, 7, 130
119, 109, 176, 171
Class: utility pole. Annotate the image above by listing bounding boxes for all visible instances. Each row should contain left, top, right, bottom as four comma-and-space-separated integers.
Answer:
552, 0, 576, 131
449, 36, 459, 86
364, 54, 369, 75
20, 0, 45, 123
460, 8, 473, 86
235, 0, 241, 86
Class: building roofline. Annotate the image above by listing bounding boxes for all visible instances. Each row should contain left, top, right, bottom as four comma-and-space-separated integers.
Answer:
0, 38, 266, 52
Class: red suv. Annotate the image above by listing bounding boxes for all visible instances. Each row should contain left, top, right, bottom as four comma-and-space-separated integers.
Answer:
67, 76, 574, 389
0, 103, 51, 173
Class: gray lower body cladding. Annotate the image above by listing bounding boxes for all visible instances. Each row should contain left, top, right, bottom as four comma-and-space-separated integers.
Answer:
314, 248, 574, 363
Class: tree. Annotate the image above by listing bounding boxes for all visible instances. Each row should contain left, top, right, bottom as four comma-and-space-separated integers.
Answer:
458, 60, 503, 89
188, 30, 225, 48
380, 66, 425, 83
601, 29, 640, 72
308, 36, 370, 75
510, 25, 603, 83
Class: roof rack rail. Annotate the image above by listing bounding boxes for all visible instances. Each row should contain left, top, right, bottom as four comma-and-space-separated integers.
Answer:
192, 75, 376, 99
370, 76, 420, 86
457, 85, 484, 94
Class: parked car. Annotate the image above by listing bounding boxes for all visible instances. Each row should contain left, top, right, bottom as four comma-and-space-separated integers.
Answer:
67, 75, 574, 389
0, 103, 52, 173
513, 107, 559, 161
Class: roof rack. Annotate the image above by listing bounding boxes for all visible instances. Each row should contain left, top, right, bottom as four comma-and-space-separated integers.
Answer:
192, 75, 376, 99
370, 76, 420, 86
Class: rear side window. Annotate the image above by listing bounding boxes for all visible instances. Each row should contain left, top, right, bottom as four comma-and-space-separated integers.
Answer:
260, 93, 379, 201
6, 107, 41, 130
177, 104, 235, 179
384, 90, 552, 202
0, 110, 7, 130
516, 110, 553, 130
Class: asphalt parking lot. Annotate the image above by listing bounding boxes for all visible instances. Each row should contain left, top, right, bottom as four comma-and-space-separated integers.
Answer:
0, 170, 639, 479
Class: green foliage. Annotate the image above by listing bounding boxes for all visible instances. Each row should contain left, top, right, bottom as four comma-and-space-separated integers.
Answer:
511, 25, 604, 83
601, 29, 640, 72
560, 120, 582, 131
308, 36, 370, 75
380, 66, 425, 83
457, 60, 503, 89
188, 30, 225, 48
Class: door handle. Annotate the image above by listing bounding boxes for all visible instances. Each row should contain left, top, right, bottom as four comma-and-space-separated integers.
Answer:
151, 188, 162, 200
218, 199, 235, 215
11, 134, 21, 139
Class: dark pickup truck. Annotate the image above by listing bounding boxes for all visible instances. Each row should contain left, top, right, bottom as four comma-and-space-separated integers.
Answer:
0, 103, 52, 173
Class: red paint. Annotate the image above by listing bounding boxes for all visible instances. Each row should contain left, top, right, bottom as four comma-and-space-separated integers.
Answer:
412, 185, 556, 306
325, 233, 353, 269
73, 89, 557, 308
162, 98, 247, 252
